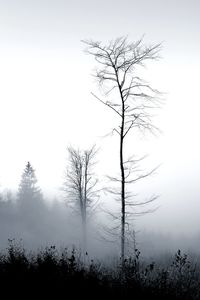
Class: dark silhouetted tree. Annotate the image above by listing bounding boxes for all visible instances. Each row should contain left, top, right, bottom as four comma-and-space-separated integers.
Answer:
83, 37, 161, 263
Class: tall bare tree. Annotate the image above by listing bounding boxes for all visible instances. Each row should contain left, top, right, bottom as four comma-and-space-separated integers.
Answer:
63, 146, 98, 251
83, 37, 161, 262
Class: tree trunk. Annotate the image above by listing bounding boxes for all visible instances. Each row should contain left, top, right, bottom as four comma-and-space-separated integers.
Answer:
83, 161, 87, 253
82, 211, 87, 254
120, 104, 125, 264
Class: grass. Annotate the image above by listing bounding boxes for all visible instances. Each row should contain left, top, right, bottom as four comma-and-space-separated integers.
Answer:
0, 239, 200, 299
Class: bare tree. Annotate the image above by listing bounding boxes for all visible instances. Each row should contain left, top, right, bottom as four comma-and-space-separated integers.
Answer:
83, 36, 161, 262
63, 146, 99, 251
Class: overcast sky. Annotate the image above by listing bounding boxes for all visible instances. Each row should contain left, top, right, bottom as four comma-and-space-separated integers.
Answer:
0, 0, 200, 235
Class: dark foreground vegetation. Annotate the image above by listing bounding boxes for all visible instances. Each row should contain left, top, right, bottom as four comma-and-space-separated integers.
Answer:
1, 240, 200, 299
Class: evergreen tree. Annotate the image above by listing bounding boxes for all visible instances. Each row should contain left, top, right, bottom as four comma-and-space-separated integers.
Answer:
18, 162, 43, 207
17, 162, 46, 243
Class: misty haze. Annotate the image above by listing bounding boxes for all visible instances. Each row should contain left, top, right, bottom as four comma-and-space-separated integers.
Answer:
0, 0, 200, 298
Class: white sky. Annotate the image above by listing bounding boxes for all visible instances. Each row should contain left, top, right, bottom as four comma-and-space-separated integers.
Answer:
0, 0, 200, 234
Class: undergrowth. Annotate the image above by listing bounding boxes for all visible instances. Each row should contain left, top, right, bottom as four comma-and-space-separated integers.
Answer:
0, 239, 199, 299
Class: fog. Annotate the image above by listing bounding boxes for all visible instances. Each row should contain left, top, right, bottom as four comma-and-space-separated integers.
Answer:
0, 174, 200, 259
0, 0, 199, 259
0, 187, 118, 259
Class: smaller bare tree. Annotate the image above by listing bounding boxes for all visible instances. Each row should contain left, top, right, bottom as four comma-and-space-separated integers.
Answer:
63, 146, 99, 251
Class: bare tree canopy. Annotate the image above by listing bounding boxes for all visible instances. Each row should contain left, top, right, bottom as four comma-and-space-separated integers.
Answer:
63, 145, 99, 251
83, 36, 162, 263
